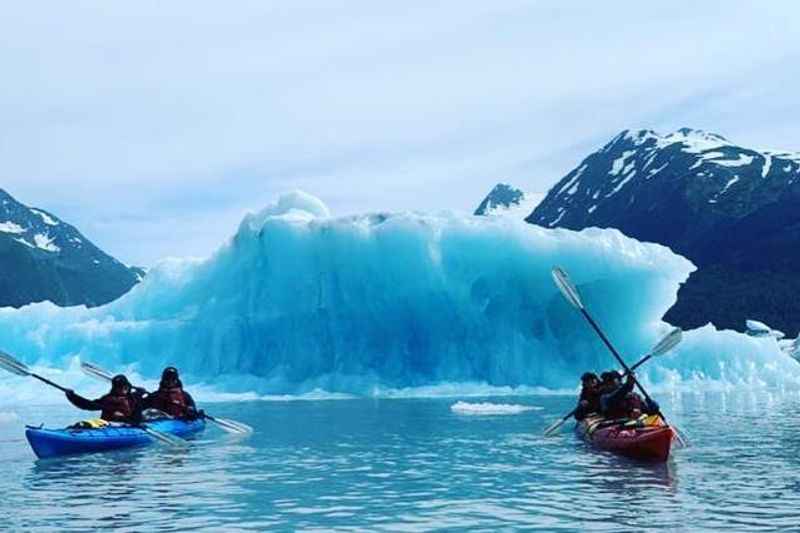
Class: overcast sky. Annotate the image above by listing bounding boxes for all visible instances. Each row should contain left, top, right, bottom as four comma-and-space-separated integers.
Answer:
1, 1, 799, 265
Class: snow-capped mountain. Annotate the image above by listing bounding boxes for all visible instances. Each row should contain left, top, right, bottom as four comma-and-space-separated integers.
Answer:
0, 188, 143, 308
527, 128, 800, 336
474, 183, 545, 219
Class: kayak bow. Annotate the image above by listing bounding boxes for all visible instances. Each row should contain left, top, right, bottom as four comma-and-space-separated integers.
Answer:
576, 415, 674, 462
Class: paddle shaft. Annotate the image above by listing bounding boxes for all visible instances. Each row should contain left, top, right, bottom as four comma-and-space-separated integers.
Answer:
629, 354, 651, 373
32, 373, 71, 393
579, 309, 669, 424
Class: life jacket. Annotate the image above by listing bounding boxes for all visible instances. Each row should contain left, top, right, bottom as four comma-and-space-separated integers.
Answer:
579, 388, 601, 414
150, 386, 189, 417
604, 392, 646, 419
100, 393, 136, 422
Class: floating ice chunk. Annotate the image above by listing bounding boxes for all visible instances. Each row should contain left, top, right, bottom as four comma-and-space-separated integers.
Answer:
0, 221, 25, 234
450, 401, 540, 415
0, 411, 19, 424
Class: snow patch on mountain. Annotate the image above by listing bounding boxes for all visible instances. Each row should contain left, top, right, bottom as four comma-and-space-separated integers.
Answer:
31, 209, 59, 226
32, 233, 60, 253
0, 221, 25, 234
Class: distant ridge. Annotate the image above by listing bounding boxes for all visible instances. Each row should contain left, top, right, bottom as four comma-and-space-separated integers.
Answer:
0, 188, 143, 308
474, 183, 544, 219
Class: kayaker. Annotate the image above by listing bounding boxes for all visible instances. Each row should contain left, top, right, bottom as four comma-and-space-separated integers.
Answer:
574, 372, 601, 420
65, 374, 144, 424
142, 367, 200, 420
599, 371, 659, 419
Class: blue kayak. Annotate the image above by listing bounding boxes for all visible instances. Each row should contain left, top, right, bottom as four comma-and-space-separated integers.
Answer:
25, 418, 206, 459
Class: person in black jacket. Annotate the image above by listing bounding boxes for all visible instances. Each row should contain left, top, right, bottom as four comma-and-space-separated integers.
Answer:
574, 372, 601, 420
65, 374, 145, 424
141, 367, 200, 420
599, 371, 659, 419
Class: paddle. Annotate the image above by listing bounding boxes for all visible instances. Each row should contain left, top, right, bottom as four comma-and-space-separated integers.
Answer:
551, 267, 688, 446
80, 361, 253, 435
0, 351, 187, 449
542, 327, 682, 437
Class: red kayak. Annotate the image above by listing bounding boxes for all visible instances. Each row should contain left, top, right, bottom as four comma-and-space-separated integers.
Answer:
576, 415, 674, 462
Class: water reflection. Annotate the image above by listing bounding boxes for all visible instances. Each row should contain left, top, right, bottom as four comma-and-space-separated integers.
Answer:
2, 393, 800, 530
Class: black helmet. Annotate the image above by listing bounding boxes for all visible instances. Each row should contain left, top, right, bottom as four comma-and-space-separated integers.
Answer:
600, 370, 621, 383
161, 367, 179, 381
111, 374, 131, 391
581, 372, 598, 383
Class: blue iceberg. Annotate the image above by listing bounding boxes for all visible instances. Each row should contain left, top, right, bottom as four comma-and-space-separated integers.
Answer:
0, 190, 796, 396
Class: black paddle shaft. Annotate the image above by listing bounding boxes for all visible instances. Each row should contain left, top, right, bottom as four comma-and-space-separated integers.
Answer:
32, 374, 71, 393
580, 309, 668, 422
630, 354, 652, 373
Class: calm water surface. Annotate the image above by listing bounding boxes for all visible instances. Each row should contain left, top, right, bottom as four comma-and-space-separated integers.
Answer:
1, 391, 800, 531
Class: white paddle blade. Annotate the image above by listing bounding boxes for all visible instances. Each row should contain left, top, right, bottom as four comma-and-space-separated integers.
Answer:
551, 267, 584, 310
0, 351, 32, 377
142, 427, 189, 449
651, 328, 683, 357
80, 361, 114, 382
210, 416, 253, 434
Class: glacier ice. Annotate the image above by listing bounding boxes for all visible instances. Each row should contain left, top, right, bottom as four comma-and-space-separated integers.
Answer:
0, 190, 798, 398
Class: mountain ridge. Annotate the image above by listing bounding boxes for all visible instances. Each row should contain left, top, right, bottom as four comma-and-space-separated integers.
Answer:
0, 188, 143, 308
525, 128, 800, 336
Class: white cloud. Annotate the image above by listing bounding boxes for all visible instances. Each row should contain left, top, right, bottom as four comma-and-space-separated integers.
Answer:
1, 1, 799, 265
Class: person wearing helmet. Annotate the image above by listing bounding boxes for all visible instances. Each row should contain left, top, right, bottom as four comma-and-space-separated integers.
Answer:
574, 372, 601, 421
65, 374, 144, 423
142, 367, 200, 420
599, 370, 659, 419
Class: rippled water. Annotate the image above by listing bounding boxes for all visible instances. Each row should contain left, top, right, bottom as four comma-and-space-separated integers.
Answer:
2, 391, 800, 531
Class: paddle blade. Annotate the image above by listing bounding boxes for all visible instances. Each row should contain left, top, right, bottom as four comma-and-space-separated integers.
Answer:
0, 351, 31, 377
551, 267, 584, 310
650, 328, 682, 358
672, 425, 690, 448
80, 361, 114, 382
207, 415, 253, 434
142, 426, 189, 449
